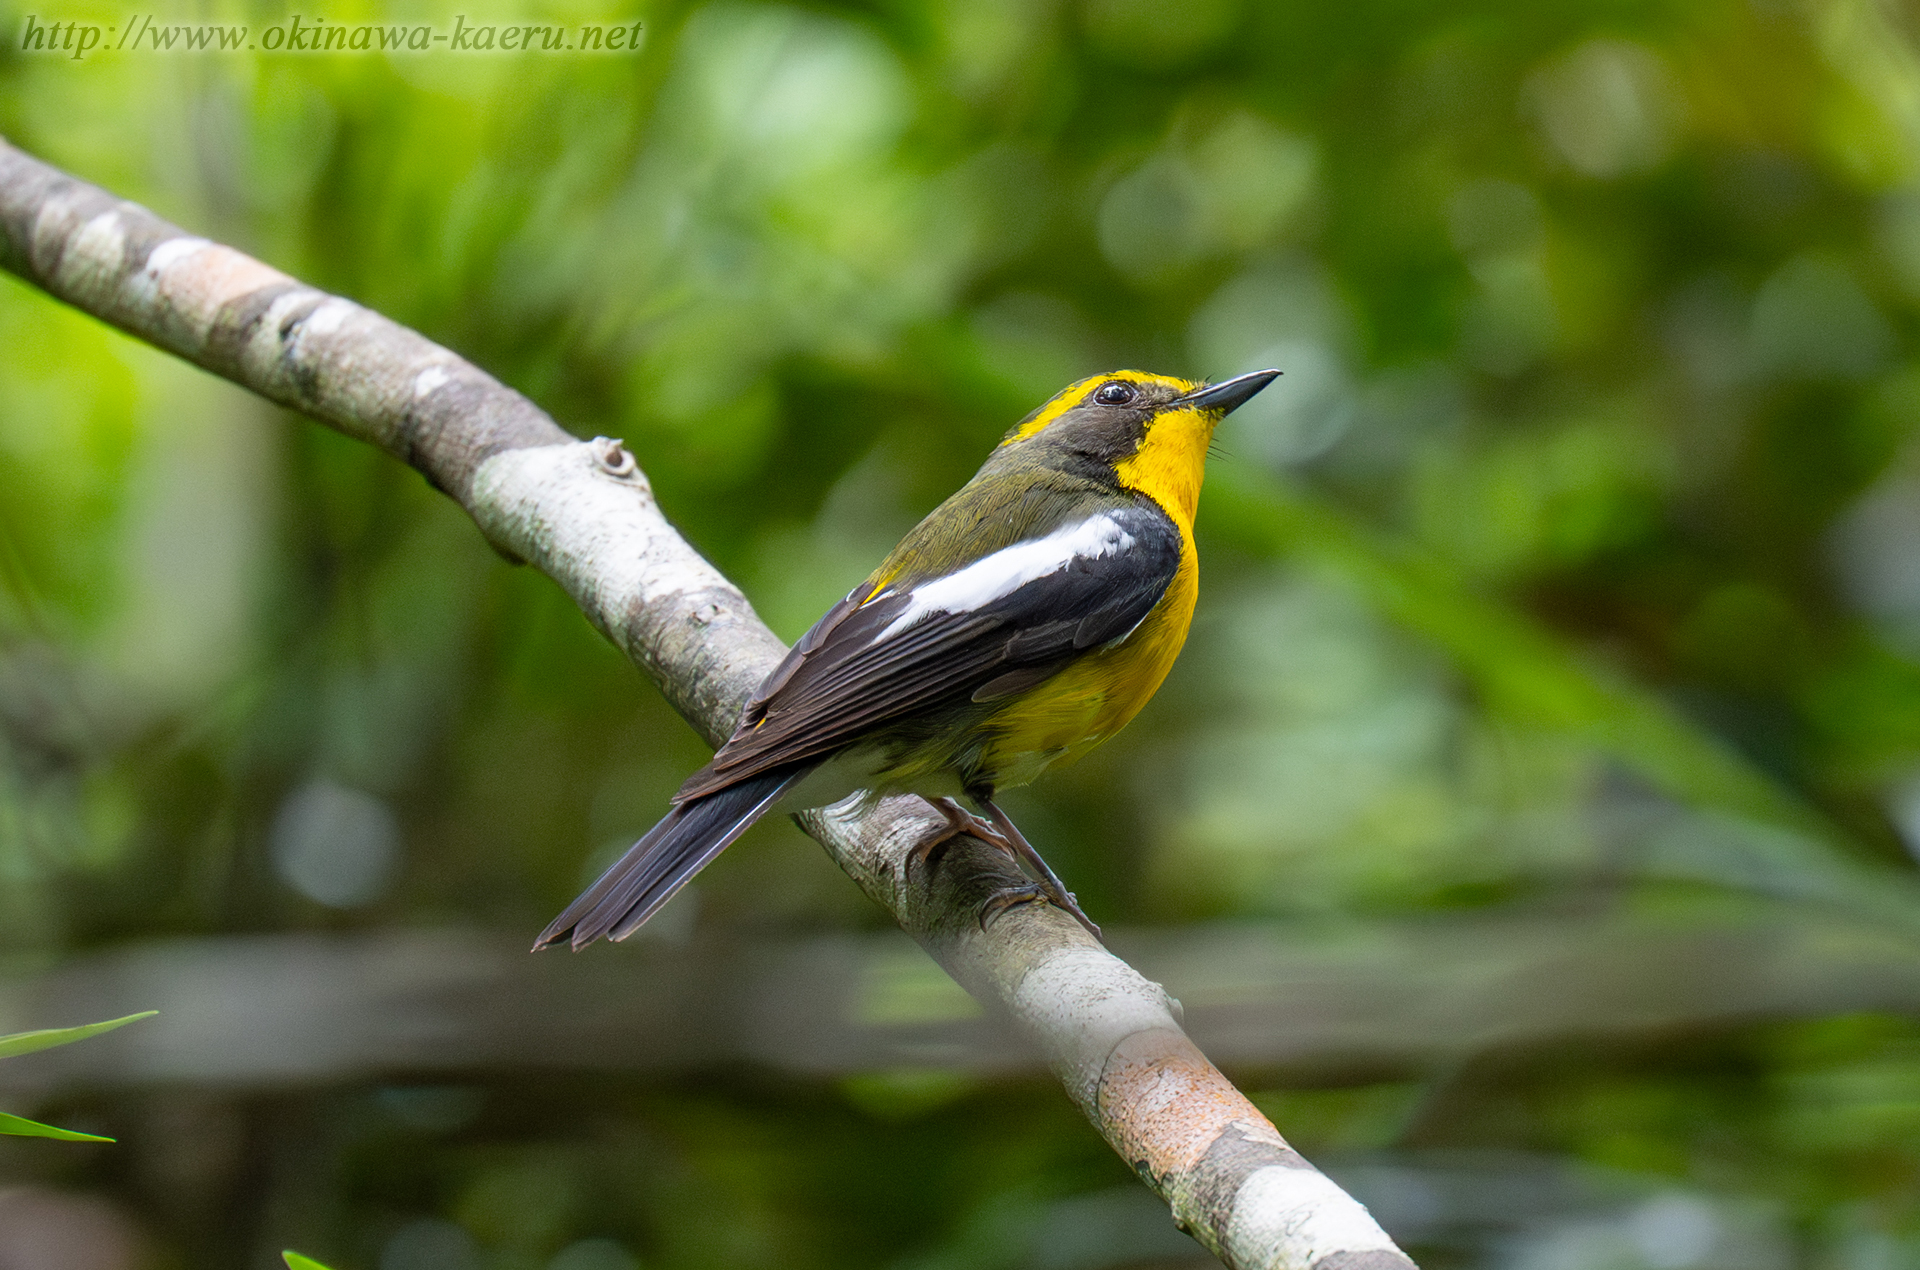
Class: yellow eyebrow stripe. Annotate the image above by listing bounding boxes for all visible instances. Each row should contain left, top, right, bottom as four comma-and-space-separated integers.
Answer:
1000, 374, 1109, 446
998, 370, 1205, 446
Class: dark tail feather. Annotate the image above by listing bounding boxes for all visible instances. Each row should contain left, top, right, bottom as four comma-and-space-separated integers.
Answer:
534, 763, 812, 951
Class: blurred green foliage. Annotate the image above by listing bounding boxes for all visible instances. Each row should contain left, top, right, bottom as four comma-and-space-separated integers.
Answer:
5, 0, 1920, 1265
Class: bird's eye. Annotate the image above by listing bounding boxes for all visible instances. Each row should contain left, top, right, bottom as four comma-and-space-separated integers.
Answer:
1093, 381, 1137, 406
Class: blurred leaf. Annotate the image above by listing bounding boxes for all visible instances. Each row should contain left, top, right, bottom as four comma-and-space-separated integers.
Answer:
1207, 468, 1828, 839
0, 1010, 155, 1060
0, 1109, 112, 1141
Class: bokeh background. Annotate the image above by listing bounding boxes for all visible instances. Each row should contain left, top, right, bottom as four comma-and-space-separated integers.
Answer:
3, 0, 1920, 1265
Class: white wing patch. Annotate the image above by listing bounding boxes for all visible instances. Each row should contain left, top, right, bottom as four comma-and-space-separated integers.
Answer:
874, 513, 1136, 642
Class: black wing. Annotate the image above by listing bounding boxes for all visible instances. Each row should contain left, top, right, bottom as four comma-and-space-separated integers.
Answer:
675, 500, 1181, 802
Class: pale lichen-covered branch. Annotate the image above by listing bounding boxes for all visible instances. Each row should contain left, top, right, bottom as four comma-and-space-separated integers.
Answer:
0, 135, 1416, 1270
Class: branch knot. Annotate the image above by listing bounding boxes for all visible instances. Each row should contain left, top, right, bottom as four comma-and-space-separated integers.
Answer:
591, 436, 638, 479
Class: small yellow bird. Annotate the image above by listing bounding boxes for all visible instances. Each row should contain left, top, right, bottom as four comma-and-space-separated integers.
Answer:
538, 368, 1279, 950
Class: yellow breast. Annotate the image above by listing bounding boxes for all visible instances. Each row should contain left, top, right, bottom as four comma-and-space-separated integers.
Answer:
979, 401, 1212, 786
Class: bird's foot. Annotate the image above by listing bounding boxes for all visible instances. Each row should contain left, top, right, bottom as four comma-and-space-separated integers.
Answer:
979, 882, 1050, 926
909, 796, 1015, 867
912, 796, 1104, 944
976, 799, 1104, 943
977, 880, 1103, 942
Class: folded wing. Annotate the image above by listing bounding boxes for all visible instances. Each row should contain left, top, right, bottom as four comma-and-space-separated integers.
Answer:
676, 499, 1182, 803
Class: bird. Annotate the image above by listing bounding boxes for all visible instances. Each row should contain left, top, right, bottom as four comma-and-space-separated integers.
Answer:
536, 367, 1280, 951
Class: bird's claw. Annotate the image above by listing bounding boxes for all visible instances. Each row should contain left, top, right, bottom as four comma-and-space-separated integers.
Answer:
977, 881, 1103, 941
979, 882, 1050, 926
909, 796, 1013, 867
913, 796, 1105, 944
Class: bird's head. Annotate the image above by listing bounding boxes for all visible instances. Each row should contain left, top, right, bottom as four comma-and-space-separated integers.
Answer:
995, 368, 1280, 523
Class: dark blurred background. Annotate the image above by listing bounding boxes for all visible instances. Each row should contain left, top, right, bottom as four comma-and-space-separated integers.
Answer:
2, 0, 1920, 1266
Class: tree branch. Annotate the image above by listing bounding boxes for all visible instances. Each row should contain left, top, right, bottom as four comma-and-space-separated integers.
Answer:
0, 135, 1417, 1270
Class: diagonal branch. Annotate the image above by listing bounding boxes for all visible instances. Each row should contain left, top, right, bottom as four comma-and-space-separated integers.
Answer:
0, 135, 1417, 1270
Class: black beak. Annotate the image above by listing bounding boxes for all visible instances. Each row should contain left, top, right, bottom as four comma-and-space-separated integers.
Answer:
1177, 369, 1281, 415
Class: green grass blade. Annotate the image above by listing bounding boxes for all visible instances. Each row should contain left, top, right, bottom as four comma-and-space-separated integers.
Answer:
0, 1110, 113, 1141
0, 1011, 157, 1060
283, 1252, 336, 1270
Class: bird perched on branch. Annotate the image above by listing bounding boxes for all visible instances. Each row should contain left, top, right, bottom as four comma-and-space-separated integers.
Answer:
537, 368, 1280, 950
